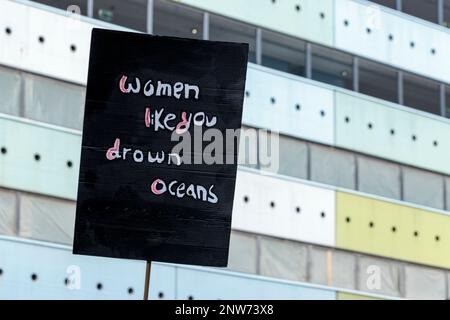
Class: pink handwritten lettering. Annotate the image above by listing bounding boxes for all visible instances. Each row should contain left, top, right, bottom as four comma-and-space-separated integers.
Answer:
106, 138, 120, 160
175, 111, 190, 135
151, 179, 167, 195
145, 107, 151, 128
119, 75, 130, 93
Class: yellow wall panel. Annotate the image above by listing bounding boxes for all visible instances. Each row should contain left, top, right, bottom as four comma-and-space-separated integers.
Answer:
336, 192, 450, 269
337, 292, 381, 300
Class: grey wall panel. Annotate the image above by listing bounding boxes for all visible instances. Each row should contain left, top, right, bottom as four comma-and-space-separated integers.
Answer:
23, 74, 85, 130
0, 66, 21, 116
258, 236, 308, 282
0, 189, 17, 236
357, 156, 401, 200
445, 177, 450, 211
404, 265, 446, 300
402, 167, 445, 210
310, 144, 356, 189
308, 246, 357, 291
238, 125, 258, 169
260, 133, 308, 179
357, 256, 402, 297
227, 231, 258, 274
331, 250, 357, 290
308, 245, 332, 286
447, 273, 450, 300
19, 194, 76, 245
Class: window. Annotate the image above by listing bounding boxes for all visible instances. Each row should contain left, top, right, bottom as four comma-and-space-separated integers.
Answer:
312, 45, 353, 90
445, 85, 450, 117
444, 0, 450, 27
32, 0, 88, 15
404, 72, 440, 115
261, 30, 306, 77
403, 0, 438, 24
370, 0, 397, 9
359, 58, 397, 103
154, 0, 203, 39
94, 0, 148, 31
209, 14, 256, 63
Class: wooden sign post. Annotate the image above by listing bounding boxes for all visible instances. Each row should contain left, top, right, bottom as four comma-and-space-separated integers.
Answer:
72, 29, 249, 299
143, 262, 151, 300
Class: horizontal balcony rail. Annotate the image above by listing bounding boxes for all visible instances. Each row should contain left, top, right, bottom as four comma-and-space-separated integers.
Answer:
0, 235, 396, 300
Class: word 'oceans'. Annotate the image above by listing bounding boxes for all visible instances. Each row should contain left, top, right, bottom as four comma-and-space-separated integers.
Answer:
151, 178, 218, 204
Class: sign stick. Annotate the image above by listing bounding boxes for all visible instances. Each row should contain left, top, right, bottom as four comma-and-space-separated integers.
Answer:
143, 261, 151, 300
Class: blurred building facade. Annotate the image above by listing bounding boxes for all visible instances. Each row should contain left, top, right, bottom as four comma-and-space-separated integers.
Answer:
1, 0, 450, 299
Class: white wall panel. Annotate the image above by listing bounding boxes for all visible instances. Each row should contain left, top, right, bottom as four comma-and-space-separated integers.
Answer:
0, 0, 28, 75
244, 66, 335, 145
232, 170, 336, 247
0, 0, 128, 85
25, 4, 92, 85
335, 0, 450, 83
0, 236, 146, 299
0, 114, 81, 200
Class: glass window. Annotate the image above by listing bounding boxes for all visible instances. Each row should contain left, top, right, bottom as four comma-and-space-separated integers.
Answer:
445, 86, 450, 117
209, 14, 256, 63
311, 45, 353, 90
94, 0, 147, 31
370, 0, 396, 9
444, 0, 450, 27
154, 0, 203, 39
261, 30, 306, 77
403, 0, 438, 24
404, 72, 440, 115
359, 58, 397, 103
32, 0, 88, 15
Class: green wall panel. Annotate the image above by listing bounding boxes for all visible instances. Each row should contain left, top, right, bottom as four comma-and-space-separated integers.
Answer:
335, 91, 450, 175
336, 191, 450, 269
0, 116, 80, 200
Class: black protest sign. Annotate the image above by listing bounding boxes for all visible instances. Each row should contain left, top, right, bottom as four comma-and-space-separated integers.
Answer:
72, 29, 248, 266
